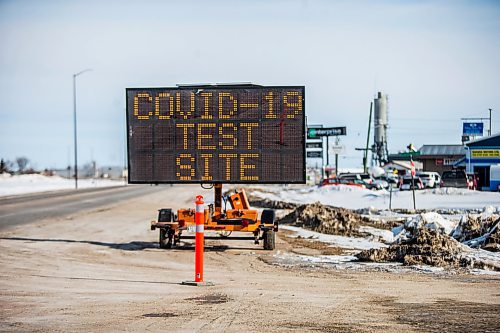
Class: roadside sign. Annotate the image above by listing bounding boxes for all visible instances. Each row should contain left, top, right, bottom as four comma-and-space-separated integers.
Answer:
126, 85, 305, 183
307, 151, 323, 158
463, 122, 483, 136
306, 142, 323, 149
330, 145, 344, 155
307, 127, 346, 139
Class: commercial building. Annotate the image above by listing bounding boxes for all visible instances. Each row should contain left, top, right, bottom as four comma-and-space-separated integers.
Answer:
459, 133, 500, 190
387, 145, 466, 175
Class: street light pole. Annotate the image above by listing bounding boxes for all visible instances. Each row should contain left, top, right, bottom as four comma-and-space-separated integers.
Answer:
73, 69, 92, 189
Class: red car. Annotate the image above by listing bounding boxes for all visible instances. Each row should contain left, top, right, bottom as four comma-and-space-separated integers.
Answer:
320, 178, 366, 188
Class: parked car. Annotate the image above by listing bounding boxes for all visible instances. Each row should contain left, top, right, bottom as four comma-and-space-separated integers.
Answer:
441, 170, 469, 189
320, 178, 365, 188
375, 173, 399, 186
338, 173, 384, 190
416, 171, 441, 188
399, 176, 424, 191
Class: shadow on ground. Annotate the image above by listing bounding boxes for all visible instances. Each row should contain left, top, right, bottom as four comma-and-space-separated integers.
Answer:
0, 237, 266, 252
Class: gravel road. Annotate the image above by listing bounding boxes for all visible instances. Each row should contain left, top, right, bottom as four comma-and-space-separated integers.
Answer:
0, 185, 498, 332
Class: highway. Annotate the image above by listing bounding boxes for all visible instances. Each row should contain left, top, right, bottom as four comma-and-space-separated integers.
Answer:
0, 185, 165, 230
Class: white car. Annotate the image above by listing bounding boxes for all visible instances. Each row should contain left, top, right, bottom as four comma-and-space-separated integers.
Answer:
416, 172, 441, 188
399, 176, 424, 191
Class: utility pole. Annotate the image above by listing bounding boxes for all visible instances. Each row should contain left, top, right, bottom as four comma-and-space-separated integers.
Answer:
489, 108, 492, 136
73, 69, 92, 189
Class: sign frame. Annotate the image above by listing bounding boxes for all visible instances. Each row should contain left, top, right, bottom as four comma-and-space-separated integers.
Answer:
126, 85, 306, 184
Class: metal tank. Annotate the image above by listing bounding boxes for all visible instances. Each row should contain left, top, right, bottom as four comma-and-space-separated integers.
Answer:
372, 92, 389, 164
374, 92, 388, 144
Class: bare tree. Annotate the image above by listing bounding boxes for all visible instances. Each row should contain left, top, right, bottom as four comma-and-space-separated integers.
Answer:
16, 157, 29, 173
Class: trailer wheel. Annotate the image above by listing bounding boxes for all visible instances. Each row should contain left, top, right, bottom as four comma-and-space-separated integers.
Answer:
263, 230, 275, 250
159, 227, 172, 249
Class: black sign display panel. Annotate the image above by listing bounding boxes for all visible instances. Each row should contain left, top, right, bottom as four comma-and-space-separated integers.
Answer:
306, 142, 323, 149
307, 151, 323, 158
126, 86, 305, 184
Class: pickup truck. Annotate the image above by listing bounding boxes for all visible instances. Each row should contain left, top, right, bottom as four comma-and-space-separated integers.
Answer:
441, 170, 469, 189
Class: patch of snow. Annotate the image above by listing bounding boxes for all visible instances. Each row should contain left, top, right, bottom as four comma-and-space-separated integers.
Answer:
358, 226, 394, 243
411, 265, 446, 273
281, 225, 387, 250
470, 269, 500, 276
0, 174, 124, 197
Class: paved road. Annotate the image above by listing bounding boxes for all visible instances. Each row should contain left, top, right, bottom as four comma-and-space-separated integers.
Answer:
0, 185, 165, 230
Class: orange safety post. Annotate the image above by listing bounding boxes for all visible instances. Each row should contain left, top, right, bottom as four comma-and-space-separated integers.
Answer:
194, 195, 204, 282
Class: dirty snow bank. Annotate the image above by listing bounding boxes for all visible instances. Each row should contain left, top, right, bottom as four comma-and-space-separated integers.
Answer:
278, 202, 365, 236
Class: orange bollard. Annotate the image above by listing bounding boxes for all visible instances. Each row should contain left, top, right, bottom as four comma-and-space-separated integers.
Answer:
182, 195, 213, 287
194, 195, 204, 282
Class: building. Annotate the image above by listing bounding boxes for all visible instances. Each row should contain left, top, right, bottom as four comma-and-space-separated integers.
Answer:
387, 145, 466, 175
413, 145, 466, 174
383, 160, 423, 176
459, 133, 500, 190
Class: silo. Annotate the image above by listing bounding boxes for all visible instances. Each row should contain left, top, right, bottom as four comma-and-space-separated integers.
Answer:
373, 92, 389, 164
374, 92, 388, 144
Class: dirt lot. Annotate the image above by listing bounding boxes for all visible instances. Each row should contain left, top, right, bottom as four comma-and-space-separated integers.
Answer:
0, 185, 499, 332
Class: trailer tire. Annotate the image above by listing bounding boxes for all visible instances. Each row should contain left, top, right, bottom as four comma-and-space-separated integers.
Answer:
159, 227, 172, 249
261, 209, 275, 224
263, 230, 275, 250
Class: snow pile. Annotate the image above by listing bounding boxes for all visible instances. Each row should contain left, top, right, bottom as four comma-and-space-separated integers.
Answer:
390, 210, 500, 251
454, 213, 500, 251
357, 228, 499, 271
278, 202, 364, 237
357, 228, 463, 267
395, 212, 458, 239
0, 173, 124, 197
357, 209, 500, 270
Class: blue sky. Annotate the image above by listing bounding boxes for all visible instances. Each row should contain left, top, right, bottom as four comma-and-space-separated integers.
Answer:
1, 0, 499, 170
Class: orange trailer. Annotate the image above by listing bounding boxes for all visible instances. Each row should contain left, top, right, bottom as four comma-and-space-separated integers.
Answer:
150, 184, 277, 250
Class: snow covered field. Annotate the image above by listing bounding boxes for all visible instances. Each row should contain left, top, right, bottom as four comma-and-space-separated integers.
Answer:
249, 184, 500, 211
1, 174, 498, 211
0, 173, 125, 197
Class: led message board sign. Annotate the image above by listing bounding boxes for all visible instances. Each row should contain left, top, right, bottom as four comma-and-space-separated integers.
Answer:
126, 85, 305, 184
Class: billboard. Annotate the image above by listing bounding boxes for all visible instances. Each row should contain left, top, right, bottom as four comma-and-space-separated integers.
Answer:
126, 85, 305, 183
463, 122, 483, 136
